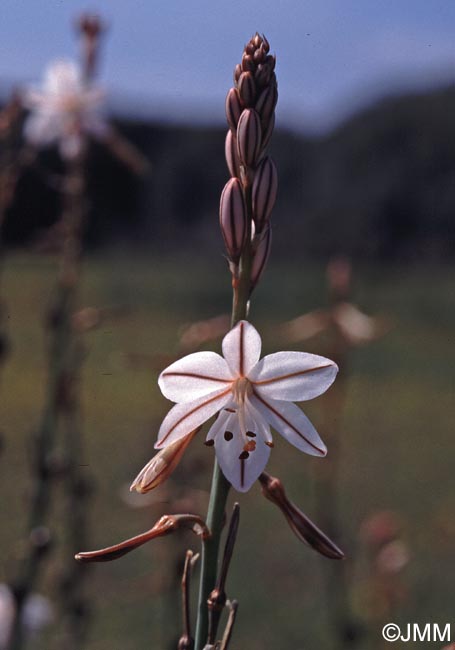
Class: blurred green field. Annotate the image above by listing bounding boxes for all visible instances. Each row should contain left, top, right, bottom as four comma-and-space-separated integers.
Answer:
1, 249, 454, 650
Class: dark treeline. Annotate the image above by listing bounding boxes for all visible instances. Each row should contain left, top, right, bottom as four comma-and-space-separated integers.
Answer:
4, 84, 455, 261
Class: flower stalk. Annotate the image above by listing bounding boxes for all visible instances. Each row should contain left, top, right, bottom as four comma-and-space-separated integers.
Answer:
195, 33, 278, 650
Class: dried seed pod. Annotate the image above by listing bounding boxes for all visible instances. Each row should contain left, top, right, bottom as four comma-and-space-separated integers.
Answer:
225, 130, 241, 179
237, 71, 256, 107
255, 83, 278, 125
252, 156, 278, 231
250, 226, 272, 292
219, 178, 247, 261
225, 88, 242, 131
236, 109, 262, 168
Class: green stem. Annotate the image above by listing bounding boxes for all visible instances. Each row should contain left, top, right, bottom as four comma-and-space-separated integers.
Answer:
194, 181, 253, 650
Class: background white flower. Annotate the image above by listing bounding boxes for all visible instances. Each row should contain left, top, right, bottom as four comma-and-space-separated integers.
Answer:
23, 59, 107, 159
156, 320, 338, 492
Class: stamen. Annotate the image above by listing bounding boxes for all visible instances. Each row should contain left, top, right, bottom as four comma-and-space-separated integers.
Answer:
204, 440, 215, 447
246, 431, 256, 437
224, 431, 234, 441
238, 451, 249, 460
265, 441, 274, 448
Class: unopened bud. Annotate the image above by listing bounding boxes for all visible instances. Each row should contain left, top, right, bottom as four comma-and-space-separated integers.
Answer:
220, 178, 247, 262
237, 72, 256, 107
259, 472, 345, 560
225, 130, 241, 179
261, 113, 275, 151
250, 226, 272, 292
255, 63, 272, 87
255, 83, 278, 125
233, 63, 242, 84
252, 156, 278, 231
241, 53, 255, 73
225, 88, 242, 131
236, 109, 262, 168
130, 428, 199, 494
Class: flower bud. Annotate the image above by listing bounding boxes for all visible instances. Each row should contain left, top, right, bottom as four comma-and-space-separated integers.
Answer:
236, 109, 261, 168
250, 226, 272, 292
261, 113, 275, 151
219, 178, 247, 262
255, 84, 278, 125
225, 88, 242, 132
252, 156, 277, 231
233, 63, 242, 84
225, 130, 240, 179
130, 428, 199, 494
237, 72, 256, 107
241, 52, 255, 72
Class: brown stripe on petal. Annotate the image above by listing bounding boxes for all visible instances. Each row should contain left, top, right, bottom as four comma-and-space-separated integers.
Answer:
252, 363, 334, 387
161, 371, 232, 384
252, 390, 325, 455
159, 388, 231, 447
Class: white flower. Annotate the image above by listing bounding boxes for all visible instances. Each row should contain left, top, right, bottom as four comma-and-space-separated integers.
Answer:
23, 59, 107, 158
156, 320, 338, 492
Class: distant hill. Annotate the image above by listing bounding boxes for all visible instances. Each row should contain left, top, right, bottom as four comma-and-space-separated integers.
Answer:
4, 84, 455, 261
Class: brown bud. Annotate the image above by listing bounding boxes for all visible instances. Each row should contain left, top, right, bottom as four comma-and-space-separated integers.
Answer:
237, 71, 256, 107
255, 83, 278, 125
225, 130, 241, 179
254, 63, 273, 87
225, 88, 242, 131
130, 428, 199, 494
253, 45, 266, 64
253, 33, 262, 48
233, 63, 242, 85
236, 109, 262, 168
75, 514, 210, 563
259, 473, 345, 560
252, 156, 278, 231
241, 52, 255, 73
250, 226, 272, 292
220, 178, 247, 262
262, 35, 270, 53
261, 113, 275, 151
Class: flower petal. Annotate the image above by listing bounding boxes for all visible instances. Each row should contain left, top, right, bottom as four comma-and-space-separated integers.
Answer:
155, 387, 231, 449
222, 320, 262, 376
158, 352, 233, 403
250, 392, 327, 456
214, 414, 271, 492
250, 351, 338, 401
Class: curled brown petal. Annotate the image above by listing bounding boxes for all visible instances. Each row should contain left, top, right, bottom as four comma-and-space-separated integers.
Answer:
258, 472, 344, 560
130, 427, 200, 493
75, 514, 210, 563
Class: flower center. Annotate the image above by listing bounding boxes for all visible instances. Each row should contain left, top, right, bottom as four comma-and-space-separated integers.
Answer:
232, 377, 253, 405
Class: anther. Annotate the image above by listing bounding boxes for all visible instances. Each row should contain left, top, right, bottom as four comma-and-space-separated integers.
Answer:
246, 431, 256, 437
238, 451, 249, 460
204, 440, 215, 447
224, 431, 234, 441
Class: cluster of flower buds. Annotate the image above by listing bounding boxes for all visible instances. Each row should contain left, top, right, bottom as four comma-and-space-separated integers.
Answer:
220, 33, 278, 292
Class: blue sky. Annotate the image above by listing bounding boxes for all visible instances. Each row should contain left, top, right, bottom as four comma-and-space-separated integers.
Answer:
1, 0, 454, 132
